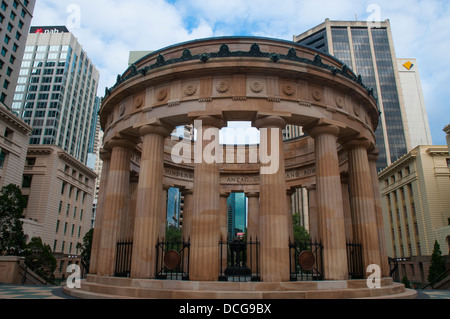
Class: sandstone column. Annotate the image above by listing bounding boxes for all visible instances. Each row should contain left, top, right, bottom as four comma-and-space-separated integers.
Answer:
341, 174, 353, 242
89, 148, 111, 275
344, 138, 381, 275
246, 192, 259, 242
190, 115, 226, 281
181, 189, 194, 241
160, 185, 169, 239
287, 189, 295, 243
306, 123, 348, 280
97, 138, 135, 276
219, 192, 229, 275
306, 184, 318, 242
253, 115, 290, 282
130, 122, 171, 279
369, 149, 390, 277
246, 192, 260, 275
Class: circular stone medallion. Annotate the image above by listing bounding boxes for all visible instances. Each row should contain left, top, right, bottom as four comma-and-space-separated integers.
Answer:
164, 250, 181, 270
298, 250, 315, 271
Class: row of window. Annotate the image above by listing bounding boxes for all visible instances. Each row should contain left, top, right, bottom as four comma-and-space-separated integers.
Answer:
383, 165, 411, 187
53, 239, 80, 255
385, 183, 420, 258
56, 220, 83, 238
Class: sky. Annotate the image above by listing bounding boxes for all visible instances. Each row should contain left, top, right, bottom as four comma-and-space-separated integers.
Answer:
30, 0, 450, 145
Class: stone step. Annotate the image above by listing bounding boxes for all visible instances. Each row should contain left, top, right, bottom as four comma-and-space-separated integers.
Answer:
63, 276, 413, 299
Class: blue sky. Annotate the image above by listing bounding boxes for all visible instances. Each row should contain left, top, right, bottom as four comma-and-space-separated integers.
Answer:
31, 0, 450, 145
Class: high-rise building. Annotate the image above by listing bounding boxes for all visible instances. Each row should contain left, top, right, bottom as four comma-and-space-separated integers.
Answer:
20, 144, 97, 279
0, 0, 36, 108
294, 19, 424, 171
227, 193, 247, 238
167, 187, 181, 228
397, 58, 432, 148
0, 102, 31, 187
11, 26, 100, 164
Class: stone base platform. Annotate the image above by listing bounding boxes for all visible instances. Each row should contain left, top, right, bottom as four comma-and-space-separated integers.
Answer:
63, 275, 417, 299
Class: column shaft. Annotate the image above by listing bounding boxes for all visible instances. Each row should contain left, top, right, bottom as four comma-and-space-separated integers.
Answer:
131, 125, 168, 279
347, 142, 382, 274
308, 124, 348, 280
97, 140, 133, 276
89, 150, 111, 275
254, 116, 289, 282
306, 185, 318, 241
190, 117, 225, 281
181, 189, 193, 241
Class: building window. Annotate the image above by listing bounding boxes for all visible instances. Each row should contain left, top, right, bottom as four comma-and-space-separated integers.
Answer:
0, 150, 6, 168
22, 175, 32, 188
447, 158, 450, 168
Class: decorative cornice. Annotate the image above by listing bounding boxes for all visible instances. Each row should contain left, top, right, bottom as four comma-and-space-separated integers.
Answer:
57, 151, 98, 179
103, 41, 377, 108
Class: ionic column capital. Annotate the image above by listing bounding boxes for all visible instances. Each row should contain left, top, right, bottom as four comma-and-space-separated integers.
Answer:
106, 136, 137, 150
368, 148, 380, 163
306, 124, 340, 138
193, 115, 227, 129
286, 188, 295, 196
220, 192, 230, 198
99, 148, 111, 161
342, 137, 372, 151
245, 191, 260, 198
252, 115, 287, 130
136, 119, 173, 137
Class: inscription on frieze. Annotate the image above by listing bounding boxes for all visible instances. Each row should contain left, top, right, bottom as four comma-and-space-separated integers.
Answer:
164, 167, 194, 180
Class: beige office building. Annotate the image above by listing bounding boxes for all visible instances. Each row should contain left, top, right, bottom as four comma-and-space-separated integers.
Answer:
379, 145, 450, 259
20, 145, 96, 276
0, 102, 31, 187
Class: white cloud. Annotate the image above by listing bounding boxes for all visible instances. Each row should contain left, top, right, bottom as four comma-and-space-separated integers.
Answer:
30, 0, 450, 144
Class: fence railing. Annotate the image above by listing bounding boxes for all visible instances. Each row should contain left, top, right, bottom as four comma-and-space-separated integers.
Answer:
346, 241, 364, 279
115, 240, 133, 277
155, 239, 190, 280
219, 237, 260, 282
289, 239, 323, 281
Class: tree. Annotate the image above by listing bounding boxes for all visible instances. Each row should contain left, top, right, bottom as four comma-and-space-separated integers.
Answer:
428, 240, 446, 283
401, 274, 411, 288
0, 184, 27, 255
165, 225, 182, 242
76, 228, 93, 267
292, 213, 310, 242
22, 237, 57, 281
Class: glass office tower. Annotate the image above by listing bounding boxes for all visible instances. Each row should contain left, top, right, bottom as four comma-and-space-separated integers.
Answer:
227, 193, 247, 238
11, 26, 100, 164
295, 19, 413, 171
0, 0, 36, 108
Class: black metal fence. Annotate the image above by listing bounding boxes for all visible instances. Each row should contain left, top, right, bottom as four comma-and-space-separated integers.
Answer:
155, 239, 190, 280
219, 237, 260, 282
289, 239, 323, 281
115, 240, 133, 277
346, 241, 364, 279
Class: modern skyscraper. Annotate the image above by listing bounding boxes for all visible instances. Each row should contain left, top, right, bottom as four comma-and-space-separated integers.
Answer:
294, 19, 422, 171
12, 26, 100, 164
167, 187, 181, 228
0, 0, 36, 108
397, 58, 432, 148
227, 193, 247, 238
